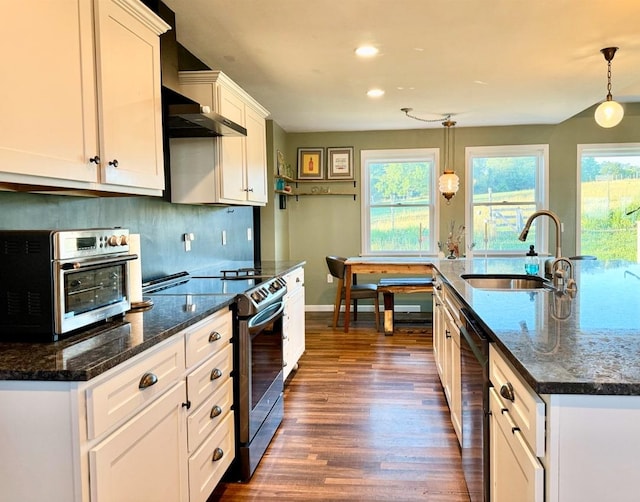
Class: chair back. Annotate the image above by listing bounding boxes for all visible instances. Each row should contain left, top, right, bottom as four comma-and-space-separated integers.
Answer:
326, 256, 347, 280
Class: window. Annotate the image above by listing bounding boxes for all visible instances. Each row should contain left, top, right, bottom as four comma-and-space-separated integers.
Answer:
465, 145, 548, 255
361, 148, 438, 255
578, 144, 640, 261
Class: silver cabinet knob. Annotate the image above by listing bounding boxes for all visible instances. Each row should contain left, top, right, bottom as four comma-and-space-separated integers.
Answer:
500, 382, 515, 402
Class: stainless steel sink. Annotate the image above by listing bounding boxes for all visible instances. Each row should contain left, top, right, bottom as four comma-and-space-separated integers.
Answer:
461, 274, 553, 290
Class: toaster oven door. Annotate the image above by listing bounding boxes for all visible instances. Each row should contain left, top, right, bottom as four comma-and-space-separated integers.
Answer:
55, 255, 136, 334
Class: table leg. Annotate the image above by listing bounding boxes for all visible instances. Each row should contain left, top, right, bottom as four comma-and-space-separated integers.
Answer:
383, 291, 395, 335
343, 265, 352, 332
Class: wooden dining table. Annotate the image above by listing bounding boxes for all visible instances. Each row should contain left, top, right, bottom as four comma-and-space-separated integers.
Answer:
343, 257, 434, 333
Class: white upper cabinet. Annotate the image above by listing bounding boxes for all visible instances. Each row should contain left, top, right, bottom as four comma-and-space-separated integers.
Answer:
170, 70, 269, 206
0, 0, 169, 196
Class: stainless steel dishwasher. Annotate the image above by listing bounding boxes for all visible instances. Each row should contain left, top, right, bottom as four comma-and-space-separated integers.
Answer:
459, 306, 490, 502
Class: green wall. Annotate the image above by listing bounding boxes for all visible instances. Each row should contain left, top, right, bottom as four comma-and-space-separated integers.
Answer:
268, 103, 640, 309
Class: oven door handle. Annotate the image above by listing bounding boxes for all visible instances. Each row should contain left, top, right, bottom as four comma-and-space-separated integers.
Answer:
247, 302, 285, 333
59, 254, 138, 271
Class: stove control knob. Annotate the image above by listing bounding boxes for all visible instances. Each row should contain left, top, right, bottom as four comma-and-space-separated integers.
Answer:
107, 234, 128, 246
107, 235, 122, 246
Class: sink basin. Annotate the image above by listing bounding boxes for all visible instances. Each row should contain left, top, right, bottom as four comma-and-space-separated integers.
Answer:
461, 274, 553, 290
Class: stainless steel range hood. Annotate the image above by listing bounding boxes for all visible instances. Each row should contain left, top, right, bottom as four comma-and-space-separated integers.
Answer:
163, 87, 247, 138
148, 0, 246, 138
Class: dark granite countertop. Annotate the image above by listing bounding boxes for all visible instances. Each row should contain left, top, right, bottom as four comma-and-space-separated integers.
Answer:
0, 260, 306, 382
0, 295, 236, 381
434, 257, 640, 396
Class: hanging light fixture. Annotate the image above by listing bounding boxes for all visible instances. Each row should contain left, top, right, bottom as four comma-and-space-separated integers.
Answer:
400, 108, 460, 203
594, 47, 624, 128
439, 119, 459, 203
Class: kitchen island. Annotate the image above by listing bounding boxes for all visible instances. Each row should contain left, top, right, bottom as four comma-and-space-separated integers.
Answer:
435, 257, 640, 502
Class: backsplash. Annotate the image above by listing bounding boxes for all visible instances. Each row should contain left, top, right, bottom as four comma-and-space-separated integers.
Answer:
0, 191, 254, 281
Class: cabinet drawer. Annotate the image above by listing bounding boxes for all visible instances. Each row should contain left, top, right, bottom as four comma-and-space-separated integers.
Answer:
284, 267, 304, 291
188, 411, 235, 502
490, 344, 545, 456
186, 343, 233, 411
87, 336, 185, 439
187, 378, 233, 453
185, 309, 232, 368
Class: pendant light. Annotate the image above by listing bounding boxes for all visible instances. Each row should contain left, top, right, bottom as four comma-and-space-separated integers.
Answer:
594, 47, 624, 128
400, 108, 460, 203
439, 119, 459, 203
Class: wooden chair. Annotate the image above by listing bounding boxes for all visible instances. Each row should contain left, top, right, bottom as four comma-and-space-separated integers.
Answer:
326, 256, 380, 331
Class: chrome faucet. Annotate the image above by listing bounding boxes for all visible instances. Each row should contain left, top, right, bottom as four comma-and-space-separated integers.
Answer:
518, 209, 576, 292
518, 209, 562, 259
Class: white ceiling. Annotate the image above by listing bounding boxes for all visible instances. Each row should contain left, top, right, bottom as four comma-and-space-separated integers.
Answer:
163, 0, 640, 132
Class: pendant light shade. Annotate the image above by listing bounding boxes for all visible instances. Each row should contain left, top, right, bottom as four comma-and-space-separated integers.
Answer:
595, 99, 624, 128
439, 119, 459, 203
439, 171, 459, 201
595, 47, 624, 128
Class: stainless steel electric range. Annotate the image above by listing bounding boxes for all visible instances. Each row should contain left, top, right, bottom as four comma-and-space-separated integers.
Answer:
143, 266, 287, 482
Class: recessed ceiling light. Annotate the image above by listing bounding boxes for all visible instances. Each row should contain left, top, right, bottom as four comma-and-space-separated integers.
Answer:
367, 88, 385, 98
355, 45, 379, 57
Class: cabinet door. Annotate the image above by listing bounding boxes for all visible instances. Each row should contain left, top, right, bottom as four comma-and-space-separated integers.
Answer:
244, 105, 268, 204
90, 382, 188, 502
288, 282, 306, 365
0, 0, 99, 183
450, 322, 462, 444
490, 389, 543, 502
432, 289, 445, 380
218, 87, 246, 202
94, 0, 165, 191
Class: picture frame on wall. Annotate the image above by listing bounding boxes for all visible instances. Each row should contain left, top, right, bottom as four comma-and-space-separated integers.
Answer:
327, 147, 354, 179
297, 148, 324, 179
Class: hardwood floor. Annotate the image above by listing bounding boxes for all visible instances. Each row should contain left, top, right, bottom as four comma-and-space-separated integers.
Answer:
210, 313, 469, 502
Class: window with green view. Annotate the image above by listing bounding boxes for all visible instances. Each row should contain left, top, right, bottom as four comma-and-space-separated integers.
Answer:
578, 144, 640, 261
465, 145, 548, 255
361, 148, 438, 255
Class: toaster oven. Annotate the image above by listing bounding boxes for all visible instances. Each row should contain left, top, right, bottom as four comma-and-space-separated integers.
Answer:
0, 228, 136, 341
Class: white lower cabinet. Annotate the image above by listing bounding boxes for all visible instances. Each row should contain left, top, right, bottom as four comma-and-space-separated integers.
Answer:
0, 308, 234, 502
490, 344, 544, 502
432, 273, 462, 445
184, 309, 235, 502
283, 267, 306, 381
89, 381, 189, 502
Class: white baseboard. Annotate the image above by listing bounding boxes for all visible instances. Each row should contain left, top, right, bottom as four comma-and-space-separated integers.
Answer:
306, 304, 423, 313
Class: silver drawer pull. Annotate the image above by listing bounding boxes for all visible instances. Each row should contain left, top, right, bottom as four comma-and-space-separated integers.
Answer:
500, 382, 515, 402
209, 331, 221, 343
212, 448, 224, 462
210, 368, 223, 380
138, 372, 158, 389
210, 405, 222, 419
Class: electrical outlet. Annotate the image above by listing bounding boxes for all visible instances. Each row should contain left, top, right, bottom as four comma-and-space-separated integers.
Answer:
247, 228, 252, 241
327, 273, 333, 283
221, 230, 227, 246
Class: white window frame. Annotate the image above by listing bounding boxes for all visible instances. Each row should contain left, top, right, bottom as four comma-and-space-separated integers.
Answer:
465, 144, 549, 255
576, 142, 640, 255
360, 148, 439, 256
